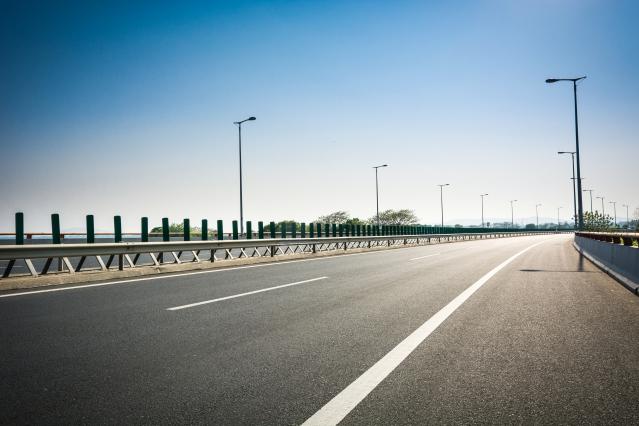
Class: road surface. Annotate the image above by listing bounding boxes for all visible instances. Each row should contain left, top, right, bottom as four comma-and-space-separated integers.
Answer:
1, 234, 637, 424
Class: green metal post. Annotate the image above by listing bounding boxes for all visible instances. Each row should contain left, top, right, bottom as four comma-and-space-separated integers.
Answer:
270, 222, 276, 238
301, 223, 306, 238
246, 221, 252, 239
114, 216, 122, 243
324, 223, 329, 237
258, 221, 264, 239
141, 217, 148, 242
51, 214, 61, 244
292, 222, 297, 238
309, 222, 315, 238
281, 222, 287, 238
86, 215, 95, 244
339, 224, 344, 237
15, 212, 24, 245
217, 220, 224, 240
332, 223, 337, 237
232, 220, 239, 240
183, 218, 190, 241
201, 219, 208, 240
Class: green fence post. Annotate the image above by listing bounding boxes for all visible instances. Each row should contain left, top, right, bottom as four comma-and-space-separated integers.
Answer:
258, 221, 264, 239
114, 216, 122, 243
281, 222, 287, 238
183, 218, 190, 241
201, 219, 208, 241
301, 223, 306, 238
246, 221, 253, 239
309, 222, 315, 238
51, 214, 61, 244
332, 223, 337, 237
217, 220, 224, 240
324, 223, 329, 237
162, 218, 170, 241
270, 221, 276, 238
292, 222, 297, 238
140, 217, 148, 242
232, 220, 239, 240
339, 224, 344, 237
86, 215, 95, 244
15, 212, 24, 245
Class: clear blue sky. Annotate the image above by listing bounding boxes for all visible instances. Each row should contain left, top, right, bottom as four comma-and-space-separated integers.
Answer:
1, 0, 637, 231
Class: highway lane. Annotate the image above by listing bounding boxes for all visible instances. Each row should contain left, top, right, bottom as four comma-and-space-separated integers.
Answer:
1, 234, 637, 424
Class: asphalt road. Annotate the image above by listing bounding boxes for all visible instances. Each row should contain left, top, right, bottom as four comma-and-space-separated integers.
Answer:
1, 234, 637, 425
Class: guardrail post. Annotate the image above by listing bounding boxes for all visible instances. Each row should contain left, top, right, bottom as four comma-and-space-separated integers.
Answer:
201, 219, 208, 241
301, 223, 306, 238
332, 223, 337, 237
339, 224, 344, 237
280, 222, 287, 238
324, 223, 329, 237
232, 220, 239, 240
270, 222, 276, 238
258, 221, 264, 239
183, 218, 190, 241
162, 218, 170, 242
15, 212, 24, 245
141, 217, 149, 242
85, 215, 95, 244
309, 222, 314, 238
292, 222, 297, 238
246, 221, 252, 239
52, 213, 61, 244
114, 215, 123, 270
217, 220, 224, 240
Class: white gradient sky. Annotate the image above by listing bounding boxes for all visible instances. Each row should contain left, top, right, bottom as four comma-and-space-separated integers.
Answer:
1, 0, 637, 232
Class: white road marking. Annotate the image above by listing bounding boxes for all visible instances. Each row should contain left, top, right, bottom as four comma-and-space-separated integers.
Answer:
302, 239, 549, 426
409, 253, 440, 261
166, 276, 328, 311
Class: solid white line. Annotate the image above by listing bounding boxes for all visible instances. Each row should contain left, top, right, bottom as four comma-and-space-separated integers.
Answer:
302, 239, 549, 426
166, 276, 328, 311
409, 253, 440, 261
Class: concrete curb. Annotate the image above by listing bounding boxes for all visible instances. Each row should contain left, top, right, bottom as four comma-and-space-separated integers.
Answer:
572, 241, 639, 295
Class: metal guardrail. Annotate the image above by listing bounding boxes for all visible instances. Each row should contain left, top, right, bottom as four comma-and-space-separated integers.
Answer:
0, 231, 562, 279
574, 232, 639, 247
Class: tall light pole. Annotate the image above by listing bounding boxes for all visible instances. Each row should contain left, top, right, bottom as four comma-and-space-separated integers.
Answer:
622, 204, 629, 228
609, 201, 617, 227
480, 193, 488, 228
373, 164, 388, 230
596, 196, 605, 216
509, 199, 517, 228
437, 184, 450, 228
546, 76, 586, 229
558, 151, 577, 228
535, 204, 542, 229
583, 189, 594, 213
233, 116, 256, 235
557, 207, 562, 231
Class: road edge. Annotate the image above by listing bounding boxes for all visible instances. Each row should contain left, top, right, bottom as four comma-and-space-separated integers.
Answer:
572, 241, 639, 295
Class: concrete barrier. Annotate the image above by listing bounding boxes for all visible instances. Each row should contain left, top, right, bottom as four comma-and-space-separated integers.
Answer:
574, 235, 639, 294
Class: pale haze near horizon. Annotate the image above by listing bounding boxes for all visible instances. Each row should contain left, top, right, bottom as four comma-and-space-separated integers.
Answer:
1, 0, 637, 232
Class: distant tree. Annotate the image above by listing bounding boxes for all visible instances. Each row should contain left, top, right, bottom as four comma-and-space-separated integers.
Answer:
454, 224, 463, 228
151, 222, 185, 233
525, 223, 536, 229
584, 211, 614, 231
345, 217, 368, 226
369, 209, 419, 225
275, 220, 300, 231
316, 211, 350, 224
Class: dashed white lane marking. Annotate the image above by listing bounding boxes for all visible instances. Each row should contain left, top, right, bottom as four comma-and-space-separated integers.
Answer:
409, 253, 440, 261
302, 239, 549, 426
166, 276, 328, 311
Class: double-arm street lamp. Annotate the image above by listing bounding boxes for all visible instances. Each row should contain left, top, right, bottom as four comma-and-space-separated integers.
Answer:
596, 196, 605, 216
480, 194, 488, 228
546, 76, 586, 229
558, 151, 577, 228
609, 201, 617, 226
583, 188, 594, 214
509, 199, 517, 228
234, 116, 256, 235
437, 184, 450, 228
373, 164, 388, 229
535, 203, 542, 229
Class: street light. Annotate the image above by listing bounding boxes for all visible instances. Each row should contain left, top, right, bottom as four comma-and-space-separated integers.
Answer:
546, 76, 586, 229
609, 201, 617, 227
622, 204, 630, 228
509, 199, 517, 228
373, 164, 388, 230
535, 204, 542, 229
480, 194, 488, 228
233, 116, 256, 235
596, 196, 605, 216
583, 189, 594, 214
437, 184, 450, 228
558, 151, 577, 228
557, 207, 562, 231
